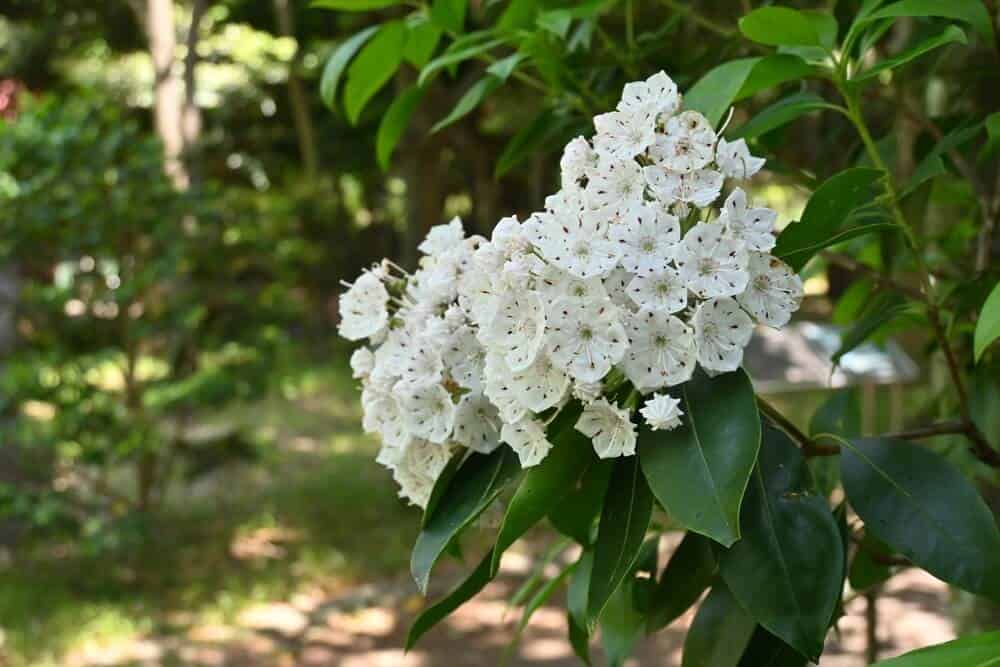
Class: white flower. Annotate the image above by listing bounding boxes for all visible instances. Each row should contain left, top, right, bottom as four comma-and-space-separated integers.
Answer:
538, 265, 609, 308
674, 222, 750, 299
483, 352, 528, 424
692, 297, 754, 373
398, 382, 456, 444
643, 166, 723, 208
509, 353, 571, 412
338, 271, 389, 341
715, 138, 765, 180
458, 265, 501, 326
718, 188, 776, 252
482, 290, 546, 371
572, 380, 604, 403
618, 70, 680, 122
649, 111, 716, 173
561, 137, 599, 189
452, 393, 502, 453
575, 398, 637, 458
584, 158, 646, 220
640, 393, 684, 431
602, 267, 636, 311
396, 336, 444, 386
418, 216, 464, 256
737, 252, 803, 328
549, 212, 622, 279
501, 417, 553, 468
593, 109, 656, 160
442, 325, 485, 391
621, 308, 697, 391
350, 347, 374, 379
609, 204, 680, 275
361, 386, 411, 448
394, 439, 453, 508
547, 299, 628, 383
627, 268, 687, 313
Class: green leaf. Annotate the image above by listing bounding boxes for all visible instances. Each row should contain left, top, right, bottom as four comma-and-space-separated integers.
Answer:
421, 447, 464, 527
831, 292, 912, 367
841, 438, 1000, 600
970, 365, 1000, 448
981, 111, 1000, 160
848, 531, 894, 591
375, 85, 423, 170
855, 25, 967, 82
430, 76, 501, 133
311, 0, 403, 10
600, 570, 646, 667
904, 120, 983, 195
734, 55, 816, 101
685, 58, 760, 128
548, 457, 613, 544
498, 0, 538, 30
486, 52, 525, 81
417, 37, 506, 86
870, 630, 1000, 666
808, 389, 861, 496
739, 7, 823, 47
567, 550, 594, 664
732, 92, 839, 139
639, 369, 760, 547
587, 455, 654, 625
647, 531, 718, 631
774, 167, 885, 272
403, 15, 442, 68
491, 403, 592, 575
411, 447, 520, 594
568, 610, 592, 665
720, 423, 844, 661
343, 21, 407, 124
866, 0, 994, 42
737, 627, 809, 667
430, 0, 466, 33
682, 581, 756, 667
405, 553, 492, 650
319, 26, 379, 110
974, 281, 1000, 361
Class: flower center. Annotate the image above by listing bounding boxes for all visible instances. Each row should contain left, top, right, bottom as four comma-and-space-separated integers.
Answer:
579, 325, 594, 341
698, 257, 719, 275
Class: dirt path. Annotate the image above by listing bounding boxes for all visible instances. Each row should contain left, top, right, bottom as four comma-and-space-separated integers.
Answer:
67, 548, 954, 667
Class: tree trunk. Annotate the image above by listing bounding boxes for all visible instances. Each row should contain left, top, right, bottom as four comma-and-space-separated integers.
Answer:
182, 0, 206, 185
274, 0, 320, 180
146, 0, 188, 188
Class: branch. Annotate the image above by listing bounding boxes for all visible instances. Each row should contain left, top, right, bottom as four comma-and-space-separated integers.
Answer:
821, 251, 926, 303
757, 397, 840, 457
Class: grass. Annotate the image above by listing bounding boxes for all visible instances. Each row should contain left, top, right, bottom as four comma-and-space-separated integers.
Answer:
0, 351, 420, 666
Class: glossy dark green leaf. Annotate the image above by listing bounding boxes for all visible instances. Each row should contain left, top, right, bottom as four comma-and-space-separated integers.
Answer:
600, 571, 646, 667
549, 457, 613, 545
869, 630, 1000, 666
402, 16, 442, 68
733, 92, 838, 139
319, 26, 379, 110
685, 58, 759, 128
343, 21, 407, 124
808, 389, 860, 496
739, 7, 822, 47
430, 0, 466, 33
720, 424, 844, 661
970, 365, 1000, 448
492, 403, 591, 574
841, 438, 1000, 600
639, 369, 760, 547
734, 55, 816, 101
682, 581, 756, 667
866, 0, 994, 41
647, 531, 718, 631
848, 531, 894, 591
375, 86, 423, 170
567, 550, 594, 664
420, 446, 464, 527
855, 25, 966, 82
587, 455, 653, 625
737, 627, 809, 667
406, 553, 492, 649
411, 447, 520, 593
774, 167, 885, 272
507, 561, 575, 656
568, 611, 591, 665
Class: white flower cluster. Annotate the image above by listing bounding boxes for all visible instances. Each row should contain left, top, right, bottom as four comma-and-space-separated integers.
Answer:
338, 71, 803, 507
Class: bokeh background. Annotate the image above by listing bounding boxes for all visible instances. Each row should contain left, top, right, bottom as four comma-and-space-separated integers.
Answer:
1, 1, 998, 665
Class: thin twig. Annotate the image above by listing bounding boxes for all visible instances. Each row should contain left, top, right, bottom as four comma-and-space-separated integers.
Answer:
757, 397, 840, 457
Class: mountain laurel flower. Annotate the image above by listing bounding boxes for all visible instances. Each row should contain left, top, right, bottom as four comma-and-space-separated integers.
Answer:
576, 398, 637, 458
640, 393, 685, 431
737, 252, 804, 328
501, 417, 553, 468
715, 137, 765, 180
675, 222, 750, 299
338, 72, 804, 504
